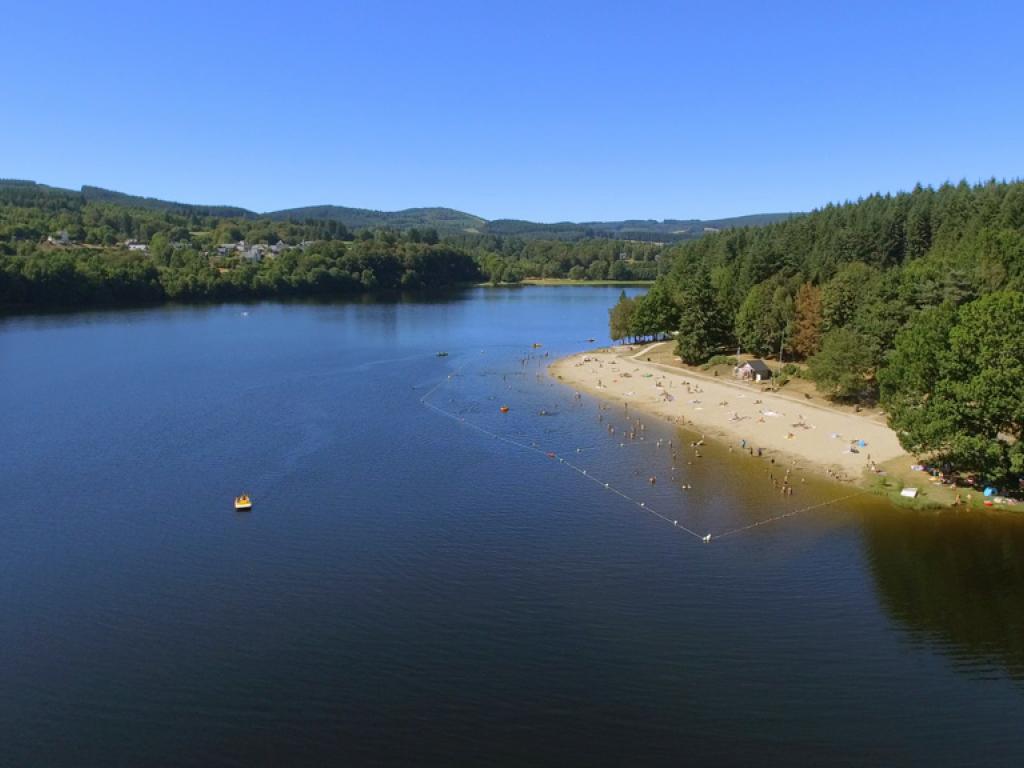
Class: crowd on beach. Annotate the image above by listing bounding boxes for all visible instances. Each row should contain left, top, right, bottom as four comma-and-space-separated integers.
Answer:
558, 348, 899, 485
581, 392, 811, 499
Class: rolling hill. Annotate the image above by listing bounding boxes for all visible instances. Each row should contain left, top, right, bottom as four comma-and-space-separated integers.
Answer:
0, 179, 797, 240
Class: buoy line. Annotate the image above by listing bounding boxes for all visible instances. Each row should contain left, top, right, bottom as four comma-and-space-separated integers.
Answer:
711, 490, 871, 540
420, 362, 708, 542
421, 355, 866, 544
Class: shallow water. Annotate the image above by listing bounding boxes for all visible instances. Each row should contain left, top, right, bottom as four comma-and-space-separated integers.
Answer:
2, 287, 1023, 766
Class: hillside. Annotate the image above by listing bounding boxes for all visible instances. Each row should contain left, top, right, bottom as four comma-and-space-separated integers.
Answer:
480, 213, 796, 241
80, 185, 256, 220
264, 204, 485, 233
0, 180, 793, 240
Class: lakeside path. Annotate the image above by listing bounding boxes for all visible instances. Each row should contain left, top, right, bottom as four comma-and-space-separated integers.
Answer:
550, 342, 910, 483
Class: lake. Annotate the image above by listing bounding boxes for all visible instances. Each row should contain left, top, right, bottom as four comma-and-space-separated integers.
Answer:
2, 286, 1023, 767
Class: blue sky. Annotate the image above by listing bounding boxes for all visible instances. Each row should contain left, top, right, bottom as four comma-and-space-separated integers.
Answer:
3, 0, 1022, 221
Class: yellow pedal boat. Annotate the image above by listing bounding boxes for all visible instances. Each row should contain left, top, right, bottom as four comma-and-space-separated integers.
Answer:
234, 494, 253, 511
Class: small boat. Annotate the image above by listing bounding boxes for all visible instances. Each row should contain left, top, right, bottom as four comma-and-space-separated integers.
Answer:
532, 343, 543, 348
587, 338, 595, 343
234, 494, 253, 511
436, 351, 449, 357
500, 406, 510, 413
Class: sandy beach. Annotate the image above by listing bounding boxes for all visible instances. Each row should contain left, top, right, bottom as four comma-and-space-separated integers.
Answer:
550, 342, 910, 483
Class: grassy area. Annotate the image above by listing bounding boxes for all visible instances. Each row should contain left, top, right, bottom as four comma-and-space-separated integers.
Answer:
869, 458, 1023, 513
867, 473, 948, 510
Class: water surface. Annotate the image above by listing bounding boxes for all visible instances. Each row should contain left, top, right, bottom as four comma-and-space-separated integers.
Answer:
2, 287, 1023, 766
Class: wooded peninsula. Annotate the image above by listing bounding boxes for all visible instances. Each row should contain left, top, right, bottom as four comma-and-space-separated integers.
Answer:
607, 180, 1023, 487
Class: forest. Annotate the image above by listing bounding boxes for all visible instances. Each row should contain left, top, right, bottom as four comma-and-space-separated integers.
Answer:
0, 183, 479, 304
608, 179, 1024, 483
0, 181, 665, 305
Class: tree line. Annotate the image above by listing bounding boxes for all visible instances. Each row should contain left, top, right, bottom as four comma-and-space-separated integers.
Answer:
0, 183, 668, 306
0, 237, 479, 306
447, 233, 664, 282
0, 184, 477, 305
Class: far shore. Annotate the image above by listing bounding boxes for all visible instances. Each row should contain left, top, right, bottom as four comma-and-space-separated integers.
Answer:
550, 342, 917, 493
478, 279, 656, 287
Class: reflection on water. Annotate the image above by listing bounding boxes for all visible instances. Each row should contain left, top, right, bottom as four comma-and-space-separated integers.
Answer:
865, 508, 1024, 679
3, 289, 1023, 765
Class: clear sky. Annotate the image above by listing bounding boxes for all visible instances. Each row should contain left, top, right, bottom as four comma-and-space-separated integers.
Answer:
3, 0, 1022, 221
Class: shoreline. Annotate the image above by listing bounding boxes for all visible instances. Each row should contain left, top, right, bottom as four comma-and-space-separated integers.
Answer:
477, 279, 656, 287
549, 343, 911, 491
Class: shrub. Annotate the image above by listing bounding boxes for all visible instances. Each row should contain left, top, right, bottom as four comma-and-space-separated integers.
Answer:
700, 355, 738, 370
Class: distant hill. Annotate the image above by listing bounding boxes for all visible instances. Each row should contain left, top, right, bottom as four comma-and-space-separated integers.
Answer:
80, 185, 256, 220
480, 213, 796, 241
0, 179, 797, 240
264, 205, 486, 233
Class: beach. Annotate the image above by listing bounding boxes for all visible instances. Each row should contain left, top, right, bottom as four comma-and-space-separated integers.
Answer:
550, 342, 910, 484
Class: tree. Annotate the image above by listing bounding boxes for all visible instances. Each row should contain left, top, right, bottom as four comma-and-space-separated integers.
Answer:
503, 262, 525, 283
608, 291, 636, 342
878, 303, 958, 457
586, 260, 607, 280
674, 272, 722, 364
850, 287, 910, 368
630, 294, 657, 339
148, 232, 172, 265
607, 260, 629, 280
630, 282, 679, 340
735, 279, 792, 357
807, 327, 876, 400
881, 292, 1024, 480
821, 262, 879, 331
791, 282, 823, 358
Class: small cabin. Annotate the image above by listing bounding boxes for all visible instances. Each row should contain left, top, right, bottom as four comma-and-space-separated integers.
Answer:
735, 359, 773, 382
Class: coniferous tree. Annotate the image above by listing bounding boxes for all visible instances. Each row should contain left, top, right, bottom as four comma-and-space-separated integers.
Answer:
674, 272, 723, 364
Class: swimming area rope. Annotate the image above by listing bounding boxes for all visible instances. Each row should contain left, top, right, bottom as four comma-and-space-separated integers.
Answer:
420, 355, 865, 544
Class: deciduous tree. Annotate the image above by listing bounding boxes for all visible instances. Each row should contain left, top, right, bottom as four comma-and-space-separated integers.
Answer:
791, 282, 823, 359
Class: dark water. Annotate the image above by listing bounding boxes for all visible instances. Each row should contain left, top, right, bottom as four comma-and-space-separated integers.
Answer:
2, 287, 1023, 767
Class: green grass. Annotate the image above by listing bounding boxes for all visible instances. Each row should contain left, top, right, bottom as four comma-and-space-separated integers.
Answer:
866, 474, 947, 510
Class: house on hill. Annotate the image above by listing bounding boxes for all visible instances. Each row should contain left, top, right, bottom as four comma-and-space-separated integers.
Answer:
244, 244, 266, 262
735, 359, 773, 382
